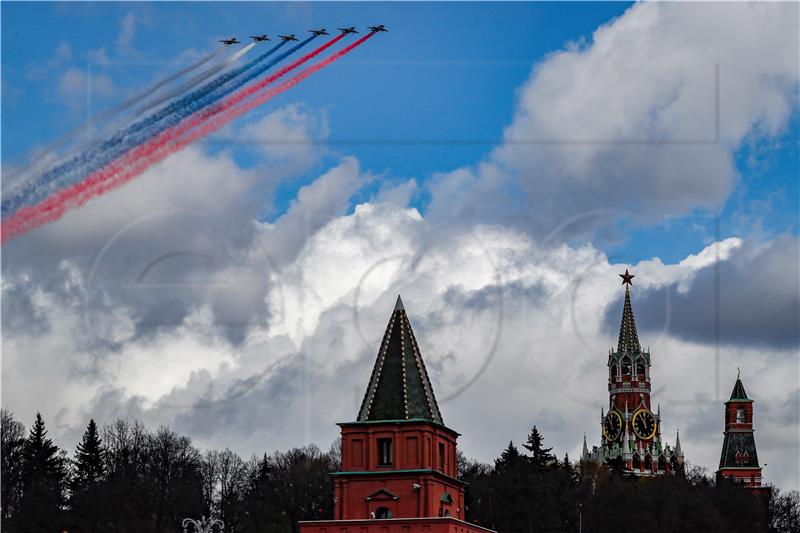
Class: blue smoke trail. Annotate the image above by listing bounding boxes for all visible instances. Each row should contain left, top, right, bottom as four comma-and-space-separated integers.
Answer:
3, 46, 226, 190
3, 36, 315, 218
134, 43, 256, 118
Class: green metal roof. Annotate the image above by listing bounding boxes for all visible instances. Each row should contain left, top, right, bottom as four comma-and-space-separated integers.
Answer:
729, 376, 749, 401
719, 431, 760, 469
357, 296, 443, 424
617, 285, 641, 354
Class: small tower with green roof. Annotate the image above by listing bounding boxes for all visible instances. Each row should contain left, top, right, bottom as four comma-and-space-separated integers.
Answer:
716, 369, 768, 494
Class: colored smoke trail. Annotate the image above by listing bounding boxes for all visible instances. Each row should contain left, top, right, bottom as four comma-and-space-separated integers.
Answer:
192, 33, 346, 125
135, 43, 256, 116
108, 45, 233, 117
1, 39, 298, 218
1, 33, 376, 243
2, 46, 226, 190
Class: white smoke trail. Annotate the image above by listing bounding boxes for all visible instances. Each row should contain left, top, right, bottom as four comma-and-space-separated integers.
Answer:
3, 47, 226, 195
134, 43, 257, 117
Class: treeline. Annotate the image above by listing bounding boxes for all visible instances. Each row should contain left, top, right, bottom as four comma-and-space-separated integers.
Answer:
2, 410, 799, 533
459, 427, 800, 533
1, 410, 335, 533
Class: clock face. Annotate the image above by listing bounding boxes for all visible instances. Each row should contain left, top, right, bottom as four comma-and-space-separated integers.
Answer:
632, 408, 657, 440
603, 410, 623, 442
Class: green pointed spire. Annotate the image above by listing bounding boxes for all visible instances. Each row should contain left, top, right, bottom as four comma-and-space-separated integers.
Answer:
729, 368, 749, 400
357, 296, 443, 424
617, 271, 641, 353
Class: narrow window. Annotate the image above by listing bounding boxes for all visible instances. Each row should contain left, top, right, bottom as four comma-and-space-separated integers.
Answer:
438, 443, 446, 471
375, 507, 392, 519
377, 438, 393, 466
736, 408, 745, 424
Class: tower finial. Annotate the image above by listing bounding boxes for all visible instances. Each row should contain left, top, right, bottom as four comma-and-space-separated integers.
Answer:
394, 294, 405, 311
737, 366, 740, 379
619, 269, 635, 286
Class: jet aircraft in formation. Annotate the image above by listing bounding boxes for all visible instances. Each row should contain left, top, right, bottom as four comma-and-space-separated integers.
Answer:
222, 26, 386, 46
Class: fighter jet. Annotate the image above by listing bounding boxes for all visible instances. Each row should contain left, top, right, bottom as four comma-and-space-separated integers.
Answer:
250, 34, 270, 42
367, 25, 387, 33
279, 34, 299, 42
219, 37, 241, 46
309, 28, 329, 36
338, 26, 358, 34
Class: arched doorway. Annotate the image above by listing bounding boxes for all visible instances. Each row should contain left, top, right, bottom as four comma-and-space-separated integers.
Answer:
375, 507, 392, 519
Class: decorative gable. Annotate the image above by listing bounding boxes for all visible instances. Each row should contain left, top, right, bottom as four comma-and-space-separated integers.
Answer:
365, 488, 400, 502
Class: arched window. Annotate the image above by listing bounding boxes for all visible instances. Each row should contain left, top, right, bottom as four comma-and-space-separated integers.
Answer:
644, 454, 652, 472
658, 455, 666, 472
375, 507, 392, 519
736, 408, 745, 424
635, 362, 646, 378
632, 454, 640, 471
621, 358, 632, 377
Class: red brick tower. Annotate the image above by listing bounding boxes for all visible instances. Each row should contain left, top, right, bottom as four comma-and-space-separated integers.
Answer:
716, 370, 769, 496
300, 297, 495, 533
582, 271, 683, 475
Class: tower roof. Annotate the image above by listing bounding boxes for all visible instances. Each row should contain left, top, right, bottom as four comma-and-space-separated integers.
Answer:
729, 369, 749, 400
357, 296, 443, 424
617, 271, 641, 353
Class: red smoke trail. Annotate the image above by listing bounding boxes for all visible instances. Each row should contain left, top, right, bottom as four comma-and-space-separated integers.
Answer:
2, 34, 346, 240
1, 32, 376, 243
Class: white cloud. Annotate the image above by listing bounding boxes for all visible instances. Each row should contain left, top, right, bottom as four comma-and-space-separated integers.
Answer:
23, 41, 73, 81
3, 2, 797, 496
428, 2, 799, 235
57, 67, 116, 113
238, 104, 329, 168
116, 12, 138, 55
4, 200, 797, 490
49, 41, 73, 68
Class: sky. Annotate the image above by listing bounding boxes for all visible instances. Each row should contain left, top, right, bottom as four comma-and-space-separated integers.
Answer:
2, 2, 799, 491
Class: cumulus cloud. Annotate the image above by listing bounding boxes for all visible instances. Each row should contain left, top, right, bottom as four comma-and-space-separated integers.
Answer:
428, 2, 799, 236
608, 235, 800, 349
236, 104, 330, 178
5, 199, 798, 489
115, 12, 139, 56
57, 66, 116, 112
24, 41, 73, 82
3, 2, 797, 496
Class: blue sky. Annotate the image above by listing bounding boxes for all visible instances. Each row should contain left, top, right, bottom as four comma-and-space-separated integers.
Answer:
3, 2, 796, 264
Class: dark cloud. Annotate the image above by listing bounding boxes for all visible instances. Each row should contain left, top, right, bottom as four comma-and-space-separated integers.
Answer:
603, 236, 800, 349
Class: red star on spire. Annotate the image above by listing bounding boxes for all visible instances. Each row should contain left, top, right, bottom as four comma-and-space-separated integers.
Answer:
619, 269, 635, 286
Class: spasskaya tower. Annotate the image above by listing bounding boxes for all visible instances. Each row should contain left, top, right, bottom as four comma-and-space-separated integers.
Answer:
582, 271, 684, 475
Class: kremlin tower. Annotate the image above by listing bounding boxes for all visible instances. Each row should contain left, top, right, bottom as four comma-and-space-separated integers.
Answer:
582, 271, 684, 475
300, 297, 495, 533
716, 370, 769, 496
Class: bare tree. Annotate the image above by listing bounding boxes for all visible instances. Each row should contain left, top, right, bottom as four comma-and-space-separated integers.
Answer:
1, 409, 26, 520
770, 489, 800, 533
